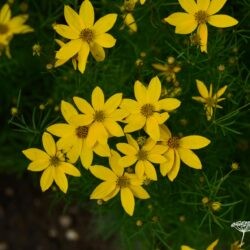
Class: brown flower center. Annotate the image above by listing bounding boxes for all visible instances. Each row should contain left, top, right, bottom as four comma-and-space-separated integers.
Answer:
0, 24, 9, 34
50, 156, 60, 167
75, 126, 89, 138
137, 149, 148, 160
195, 10, 208, 24
94, 110, 105, 122
206, 97, 216, 107
140, 104, 155, 117
79, 28, 94, 43
117, 176, 130, 188
167, 137, 179, 148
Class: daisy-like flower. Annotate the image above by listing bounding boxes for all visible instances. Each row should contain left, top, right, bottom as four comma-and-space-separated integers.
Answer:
22, 132, 81, 193
192, 79, 228, 121
73, 86, 128, 147
90, 150, 150, 216
0, 3, 33, 57
159, 125, 210, 181
47, 101, 110, 169
54, 0, 117, 73
116, 134, 167, 180
181, 239, 219, 250
120, 76, 181, 141
164, 0, 238, 52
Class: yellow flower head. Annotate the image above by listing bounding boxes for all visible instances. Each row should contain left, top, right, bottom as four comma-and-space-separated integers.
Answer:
192, 79, 228, 121
181, 239, 219, 250
73, 86, 128, 147
159, 125, 210, 181
116, 134, 167, 180
90, 150, 150, 216
54, 0, 117, 73
0, 3, 33, 57
22, 132, 81, 193
47, 101, 110, 169
120, 76, 181, 141
164, 0, 238, 53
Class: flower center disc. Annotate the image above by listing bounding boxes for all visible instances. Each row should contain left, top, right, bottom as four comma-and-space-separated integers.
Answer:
117, 176, 130, 188
167, 137, 179, 148
76, 126, 89, 138
0, 24, 9, 34
80, 28, 94, 43
137, 149, 148, 160
50, 156, 60, 167
140, 104, 155, 117
195, 10, 208, 24
94, 110, 105, 122
206, 97, 216, 107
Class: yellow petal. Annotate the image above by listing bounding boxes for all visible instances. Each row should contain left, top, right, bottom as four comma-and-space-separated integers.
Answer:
79, 0, 94, 28
92, 86, 104, 110
73, 96, 94, 115
27, 160, 49, 172
54, 58, 68, 68
159, 124, 172, 141
152, 63, 168, 72
124, 115, 146, 133
64, 5, 82, 31
207, 239, 219, 250
135, 161, 145, 178
90, 42, 105, 61
93, 14, 117, 35
144, 161, 157, 180
61, 100, 78, 124
208, 14, 238, 28
53, 24, 79, 39
179, 135, 210, 149
22, 148, 49, 161
103, 187, 120, 201
178, 0, 198, 14
175, 19, 197, 34
60, 162, 81, 176
116, 143, 137, 155
66, 139, 82, 163
104, 93, 122, 114
147, 76, 161, 103
78, 42, 90, 73
154, 112, 169, 124
80, 141, 93, 168
164, 12, 195, 26
197, 0, 210, 10
207, 0, 227, 15
120, 187, 135, 216
192, 96, 206, 103
0, 4, 11, 23
134, 80, 147, 103
214, 85, 227, 98
42, 132, 56, 156
120, 99, 140, 113
56, 39, 82, 60
89, 165, 117, 181
126, 134, 139, 150
104, 119, 124, 137
145, 116, 160, 141
197, 23, 208, 53
40, 166, 54, 192
119, 155, 137, 167
196, 79, 208, 98
181, 246, 195, 250
147, 153, 166, 164
123, 13, 137, 32
109, 150, 124, 177
93, 143, 110, 157
95, 33, 116, 48
178, 148, 202, 169
47, 123, 74, 137
54, 167, 68, 193
90, 181, 116, 199
167, 150, 180, 181
160, 149, 175, 176
130, 186, 150, 199
158, 98, 181, 111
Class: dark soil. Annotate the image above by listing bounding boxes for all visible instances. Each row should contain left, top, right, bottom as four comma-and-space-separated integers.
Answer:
0, 175, 116, 250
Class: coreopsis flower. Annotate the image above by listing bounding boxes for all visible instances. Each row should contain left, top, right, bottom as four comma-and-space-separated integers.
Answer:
90, 150, 150, 216
181, 239, 219, 250
159, 125, 210, 181
32, 43, 41, 56
73, 86, 127, 147
0, 3, 33, 57
192, 79, 228, 121
121, 0, 137, 32
22, 132, 81, 193
116, 134, 167, 180
47, 101, 110, 169
53, 0, 117, 73
120, 76, 181, 141
164, 0, 238, 52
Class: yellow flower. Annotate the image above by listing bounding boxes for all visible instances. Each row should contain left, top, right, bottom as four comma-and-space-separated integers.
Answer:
116, 134, 167, 180
181, 239, 219, 250
121, 0, 137, 33
0, 3, 33, 57
192, 79, 228, 121
73, 86, 128, 147
120, 76, 181, 141
54, 0, 117, 73
47, 100, 110, 169
159, 125, 210, 181
22, 132, 81, 193
89, 150, 150, 216
164, 0, 238, 52
32, 43, 41, 56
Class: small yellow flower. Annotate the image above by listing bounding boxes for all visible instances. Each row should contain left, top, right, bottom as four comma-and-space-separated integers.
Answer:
10, 107, 18, 116
32, 43, 41, 56
54, 0, 117, 73
231, 162, 239, 171
192, 79, 228, 121
202, 196, 209, 205
120, 76, 181, 141
159, 125, 210, 181
116, 134, 167, 180
211, 201, 221, 211
164, 0, 238, 52
22, 132, 81, 193
90, 150, 150, 216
